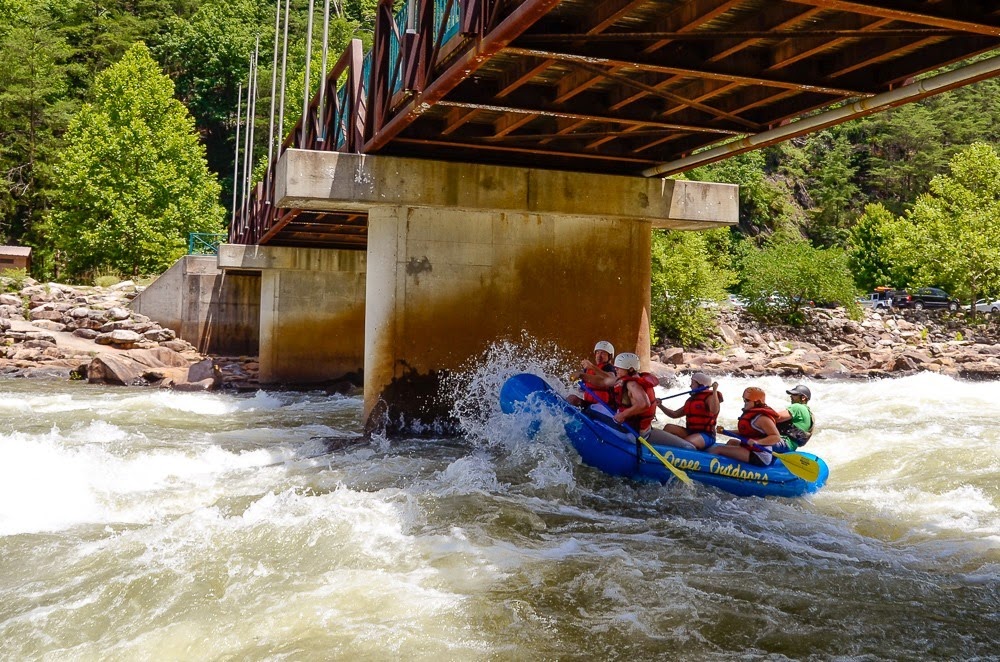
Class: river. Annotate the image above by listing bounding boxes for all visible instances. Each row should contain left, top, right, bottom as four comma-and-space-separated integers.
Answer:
1, 356, 997, 660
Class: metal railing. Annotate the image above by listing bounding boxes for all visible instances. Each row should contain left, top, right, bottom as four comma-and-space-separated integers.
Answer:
230, 0, 506, 246
188, 233, 227, 255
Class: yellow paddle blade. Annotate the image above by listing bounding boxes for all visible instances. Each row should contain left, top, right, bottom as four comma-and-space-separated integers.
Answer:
638, 436, 694, 486
773, 451, 821, 482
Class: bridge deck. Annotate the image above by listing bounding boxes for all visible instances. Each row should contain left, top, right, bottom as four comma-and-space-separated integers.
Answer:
234, 0, 1000, 249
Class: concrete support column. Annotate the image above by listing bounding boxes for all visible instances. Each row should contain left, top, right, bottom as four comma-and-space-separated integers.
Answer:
363, 206, 651, 432
273, 150, 738, 432
218, 245, 366, 385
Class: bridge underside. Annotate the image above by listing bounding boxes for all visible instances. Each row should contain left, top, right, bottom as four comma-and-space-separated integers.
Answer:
251, 0, 1000, 249
371, 0, 1000, 176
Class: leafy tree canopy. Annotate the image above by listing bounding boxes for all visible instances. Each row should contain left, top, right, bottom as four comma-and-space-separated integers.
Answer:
650, 228, 736, 346
741, 238, 861, 326
45, 42, 224, 279
888, 142, 1000, 309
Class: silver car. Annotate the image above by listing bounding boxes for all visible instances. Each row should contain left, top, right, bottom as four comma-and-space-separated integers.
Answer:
974, 298, 1000, 314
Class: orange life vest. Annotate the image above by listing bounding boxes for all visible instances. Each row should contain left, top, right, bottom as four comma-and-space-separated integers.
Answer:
683, 390, 723, 434
737, 406, 779, 440
583, 362, 614, 405
613, 372, 658, 432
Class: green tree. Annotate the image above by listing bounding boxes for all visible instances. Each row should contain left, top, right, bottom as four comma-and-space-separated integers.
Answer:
803, 131, 859, 247
865, 103, 945, 213
889, 142, 1000, 310
650, 228, 736, 346
45, 42, 224, 279
0, 3, 75, 252
741, 239, 861, 326
848, 202, 900, 291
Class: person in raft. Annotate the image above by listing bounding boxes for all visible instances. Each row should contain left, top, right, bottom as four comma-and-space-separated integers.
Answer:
567, 340, 616, 407
773, 384, 814, 453
656, 371, 722, 450
581, 352, 696, 449
710, 386, 781, 466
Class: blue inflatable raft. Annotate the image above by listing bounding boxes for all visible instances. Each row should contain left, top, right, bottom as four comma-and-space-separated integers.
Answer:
500, 373, 829, 498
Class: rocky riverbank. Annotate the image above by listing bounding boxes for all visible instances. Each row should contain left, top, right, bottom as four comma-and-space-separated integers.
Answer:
0, 276, 258, 390
4, 276, 1000, 390
653, 305, 1000, 381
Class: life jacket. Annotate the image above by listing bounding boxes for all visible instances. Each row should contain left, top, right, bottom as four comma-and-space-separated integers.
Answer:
777, 405, 814, 447
612, 372, 658, 432
737, 406, 779, 440
583, 362, 614, 405
683, 390, 723, 434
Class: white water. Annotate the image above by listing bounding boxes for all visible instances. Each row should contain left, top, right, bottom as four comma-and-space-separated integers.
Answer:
0, 364, 997, 660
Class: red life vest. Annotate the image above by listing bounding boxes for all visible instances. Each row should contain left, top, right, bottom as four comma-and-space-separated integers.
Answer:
737, 406, 779, 440
613, 372, 658, 432
583, 363, 614, 405
683, 390, 723, 434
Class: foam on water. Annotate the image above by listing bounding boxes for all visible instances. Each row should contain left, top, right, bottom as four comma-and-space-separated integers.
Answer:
1, 364, 998, 658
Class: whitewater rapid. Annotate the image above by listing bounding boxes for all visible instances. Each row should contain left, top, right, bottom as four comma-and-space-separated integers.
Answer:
0, 365, 996, 659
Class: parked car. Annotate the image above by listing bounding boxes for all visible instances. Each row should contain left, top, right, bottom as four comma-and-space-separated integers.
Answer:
857, 291, 894, 309
893, 287, 960, 311
974, 298, 1000, 314
726, 294, 747, 308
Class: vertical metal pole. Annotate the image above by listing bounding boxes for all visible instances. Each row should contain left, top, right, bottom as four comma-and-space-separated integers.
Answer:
300, 0, 315, 146
266, 0, 281, 189
277, 0, 291, 154
247, 36, 260, 201
241, 62, 253, 228
316, 0, 331, 142
232, 83, 243, 230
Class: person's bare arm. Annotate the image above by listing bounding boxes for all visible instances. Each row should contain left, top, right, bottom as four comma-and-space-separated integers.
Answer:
614, 381, 649, 424
577, 360, 616, 389
657, 401, 684, 418
706, 383, 721, 415
750, 416, 782, 446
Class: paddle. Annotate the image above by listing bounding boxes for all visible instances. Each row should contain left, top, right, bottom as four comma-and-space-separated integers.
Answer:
718, 429, 821, 482
656, 386, 705, 403
578, 382, 693, 486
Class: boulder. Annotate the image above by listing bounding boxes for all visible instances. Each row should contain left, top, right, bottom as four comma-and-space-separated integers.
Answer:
29, 310, 63, 322
95, 329, 143, 348
87, 354, 149, 385
27, 320, 65, 333
0, 293, 21, 306
106, 307, 131, 321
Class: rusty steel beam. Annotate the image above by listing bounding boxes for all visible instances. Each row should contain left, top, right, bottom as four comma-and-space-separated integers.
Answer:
390, 136, 660, 165
564, 58, 761, 130
518, 28, 963, 42
502, 46, 868, 96
433, 99, 746, 134
364, 0, 564, 153
643, 51, 1000, 177
788, 0, 1000, 37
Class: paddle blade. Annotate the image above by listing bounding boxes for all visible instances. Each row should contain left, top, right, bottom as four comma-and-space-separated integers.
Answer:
638, 436, 694, 486
773, 451, 821, 482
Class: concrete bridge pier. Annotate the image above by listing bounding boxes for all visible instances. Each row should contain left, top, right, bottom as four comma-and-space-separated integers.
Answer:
274, 150, 738, 433
216, 245, 366, 385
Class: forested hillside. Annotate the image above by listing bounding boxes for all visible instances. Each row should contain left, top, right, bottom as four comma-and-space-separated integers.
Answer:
0, 0, 373, 277
1, 1, 1000, 293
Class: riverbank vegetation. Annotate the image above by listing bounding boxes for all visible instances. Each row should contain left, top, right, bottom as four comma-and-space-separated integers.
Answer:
2, 3, 1000, 343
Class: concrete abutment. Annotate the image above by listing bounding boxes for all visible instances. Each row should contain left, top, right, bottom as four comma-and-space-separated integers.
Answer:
276, 150, 738, 433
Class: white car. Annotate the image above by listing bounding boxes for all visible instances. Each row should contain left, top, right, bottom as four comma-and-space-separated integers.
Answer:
857, 292, 893, 309
974, 298, 1000, 314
